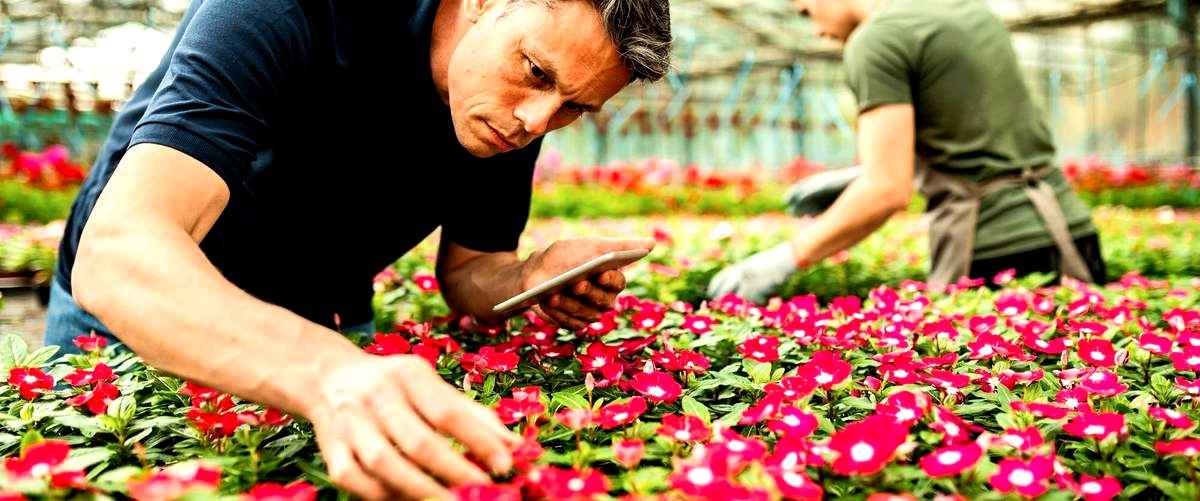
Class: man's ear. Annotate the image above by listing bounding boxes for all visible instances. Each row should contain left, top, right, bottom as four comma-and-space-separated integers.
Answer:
464, 0, 509, 23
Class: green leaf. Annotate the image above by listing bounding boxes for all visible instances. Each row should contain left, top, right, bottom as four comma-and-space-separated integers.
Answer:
482, 374, 496, 395
681, 396, 711, 424
19, 429, 43, 452
107, 396, 137, 423
92, 465, 143, 492
0, 334, 28, 373
743, 360, 773, 384
716, 402, 749, 427
125, 427, 153, 447
60, 447, 115, 471
552, 390, 589, 410
20, 346, 59, 368
55, 414, 103, 437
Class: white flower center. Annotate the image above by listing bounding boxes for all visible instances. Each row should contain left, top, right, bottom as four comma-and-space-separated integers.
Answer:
1188, 356, 1200, 366
895, 409, 915, 422
753, 351, 765, 359
1065, 398, 1079, 408
937, 451, 962, 465
674, 430, 691, 440
728, 441, 747, 452
1091, 351, 1106, 361
646, 386, 665, 397
591, 359, 606, 368
1082, 482, 1102, 494
1009, 469, 1034, 487
567, 478, 584, 491
943, 422, 960, 436
815, 372, 833, 384
1084, 425, 1105, 436
894, 370, 909, 378
783, 415, 801, 427
782, 471, 807, 487
22, 375, 38, 384
1089, 373, 1105, 382
1003, 435, 1024, 448
1167, 410, 1182, 419
687, 467, 714, 486
692, 321, 706, 330
641, 319, 655, 327
613, 412, 628, 421
30, 464, 50, 477
850, 442, 875, 462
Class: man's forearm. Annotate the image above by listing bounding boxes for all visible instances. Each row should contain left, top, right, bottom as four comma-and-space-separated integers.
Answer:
438, 252, 528, 323
73, 220, 363, 418
790, 175, 907, 266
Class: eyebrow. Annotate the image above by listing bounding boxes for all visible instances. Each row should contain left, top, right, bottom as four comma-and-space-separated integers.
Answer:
525, 44, 602, 112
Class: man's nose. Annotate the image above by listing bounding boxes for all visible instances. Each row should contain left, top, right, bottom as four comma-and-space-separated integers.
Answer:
515, 94, 561, 136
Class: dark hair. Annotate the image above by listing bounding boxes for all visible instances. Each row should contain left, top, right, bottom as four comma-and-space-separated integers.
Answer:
513, 0, 672, 82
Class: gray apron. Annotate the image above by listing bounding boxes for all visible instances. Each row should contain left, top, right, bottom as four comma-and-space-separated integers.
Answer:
917, 163, 1094, 288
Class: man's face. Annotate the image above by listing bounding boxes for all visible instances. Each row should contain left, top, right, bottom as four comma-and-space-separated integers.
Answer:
792, 0, 860, 44
448, 0, 632, 158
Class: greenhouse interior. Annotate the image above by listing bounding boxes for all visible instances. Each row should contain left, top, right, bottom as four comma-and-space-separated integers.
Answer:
0, 0, 1199, 499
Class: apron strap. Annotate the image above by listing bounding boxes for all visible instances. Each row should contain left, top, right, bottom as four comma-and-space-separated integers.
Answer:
1020, 174, 1096, 283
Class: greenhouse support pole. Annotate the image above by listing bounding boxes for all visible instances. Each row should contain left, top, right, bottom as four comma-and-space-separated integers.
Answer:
1184, 1, 1198, 166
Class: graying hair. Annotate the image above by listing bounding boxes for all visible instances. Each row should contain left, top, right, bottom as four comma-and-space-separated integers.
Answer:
511, 0, 672, 82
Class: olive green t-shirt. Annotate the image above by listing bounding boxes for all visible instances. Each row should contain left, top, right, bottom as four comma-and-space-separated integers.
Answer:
843, 0, 1096, 260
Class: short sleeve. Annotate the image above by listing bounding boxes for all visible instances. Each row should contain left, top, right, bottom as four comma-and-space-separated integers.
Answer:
843, 22, 914, 114
128, 0, 310, 187
440, 139, 542, 253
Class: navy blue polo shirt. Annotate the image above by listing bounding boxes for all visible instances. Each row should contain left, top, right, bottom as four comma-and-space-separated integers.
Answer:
57, 0, 541, 327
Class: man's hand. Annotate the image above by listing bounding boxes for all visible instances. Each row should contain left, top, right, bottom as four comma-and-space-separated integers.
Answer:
522, 238, 655, 330
706, 242, 799, 304
307, 353, 520, 500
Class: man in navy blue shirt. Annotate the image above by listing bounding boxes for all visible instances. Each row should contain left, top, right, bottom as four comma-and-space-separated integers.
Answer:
44, 0, 670, 497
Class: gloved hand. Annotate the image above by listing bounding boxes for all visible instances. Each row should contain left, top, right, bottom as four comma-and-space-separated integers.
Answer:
784, 166, 863, 216
707, 242, 799, 304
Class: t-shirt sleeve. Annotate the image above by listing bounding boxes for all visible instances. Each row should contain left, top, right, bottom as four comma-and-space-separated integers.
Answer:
844, 22, 914, 114
440, 139, 542, 253
128, 0, 310, 187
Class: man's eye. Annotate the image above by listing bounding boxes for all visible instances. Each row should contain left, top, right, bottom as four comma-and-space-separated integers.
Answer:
528, 59, 547, 81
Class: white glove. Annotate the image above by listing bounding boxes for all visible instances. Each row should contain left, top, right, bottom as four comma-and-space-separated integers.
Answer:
706, 243, 799, 304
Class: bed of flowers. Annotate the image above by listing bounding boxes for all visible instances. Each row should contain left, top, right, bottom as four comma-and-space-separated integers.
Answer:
0, 143, 84, 224
0, 223, 62, 281
1063, 158, 1200, 210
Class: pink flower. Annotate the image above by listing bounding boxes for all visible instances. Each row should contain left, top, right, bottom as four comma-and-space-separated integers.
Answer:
670, 461, 732, 498
127, 462, 221, 501
876, 390, 928, 427
453, 484, 521, 501
995, 427, 1044, 453
658, 414, 710, 442
1149, 406, 1194, 429
597, 397, 647, 429
72, 332, 108, 352
495, 396, 546, 425
613, 439, 645, 469
1156, 438, 1200, 457
828, 415, 908, 476
582, 311, 618, 337
767, 407, 818, 437
1064, 411, 1126, 441
241, 481, 317, 501
1175, 377, 1200, 397
540, 467, 609, 500
7, 367, 53, 400
1078, 370, 1127, 396
1077, 338, 1117, 368
683, 315, 716, 335
1010, 401, 1070, 419
577, 342, 620, 374
553, 408, 594, 431
989, 455, 1054, 498
631, 307, 664, 331
798, 351, 851, 389
1075, 475, 1121, 501
411, 274, 439, 292
993, 268, 1017, 286
630, 371, 683, 403
1056, 388, 1091, 411
738, 335, 781, 363
1138, 332, 1173, 355
919, 443, 982, 478
667, 350, 712, 374
764, 375, 817, 402
739, 392, 784, 425
1170, 346, 1200, 372
930, 406, 982, 444
712, 429, 768, 467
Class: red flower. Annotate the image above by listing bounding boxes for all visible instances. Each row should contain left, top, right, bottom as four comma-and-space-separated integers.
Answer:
1170, 346, 1200, 371
127, 462, 222, 501
630, 371, 682, 403
930, 406, 982, 444
1064, 411, 1126, 441
4, 440, 71, 479
1077, 338, 1117, 368
540, 466, 609, 500
179, 381, 222, 405
242, 481, 317, 501
993, 268, 1017, 286
363, 333, 411, 356
989, 455, 1054, 498
919, 443, 982, 477
460, 347, 520, 374
411, 274, 439, 292
712, 429, 768, 467
1149, 406, 1194, 429
577, 342, 620, 374
582, 311, 618, 337
658, 414, 710, 442
739, 392, 784, 425
1056, 388, 1091, 411
1010, 401, 1070, 419
49, 470, 88, 489
670, 461, 731, 498
767, 406, 818, 437
828, 415, 907, 476
1175, 377, 1200, 397
67, 381, 121, 415
738, 335, 781, 363
766, 466, 822, 501
64, 363, 116, 387
876, 390, 928, 427
613, 439, 645, 469
453, 484, 521, 501
1156, 438, 1200, 457
798, 351, 851, 389
72, 332, 108, 352
995, 426, 1044, 452
597, 397, 647, 429
495, 397, 547, 425
8, 367, 53, 400
683, 315, 716, 335
1078, 370, 1126, 396
554, 407, 594, 430
764, 375, 817, 402
631, 307, 664, 331
1075, 475, 1121, 501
